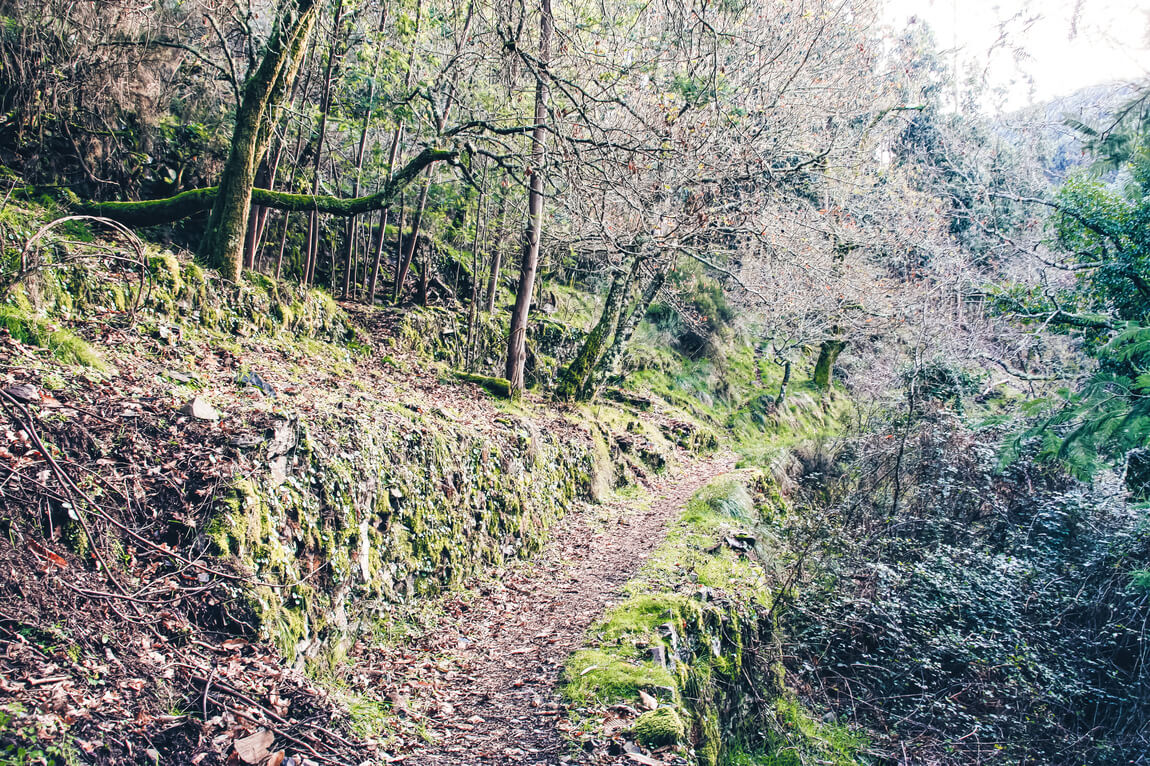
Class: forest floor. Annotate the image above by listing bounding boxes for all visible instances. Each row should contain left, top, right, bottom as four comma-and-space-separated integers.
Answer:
347, 452, 737, 766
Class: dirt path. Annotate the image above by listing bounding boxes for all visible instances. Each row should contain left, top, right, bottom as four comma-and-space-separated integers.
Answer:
390, 452, 736, 765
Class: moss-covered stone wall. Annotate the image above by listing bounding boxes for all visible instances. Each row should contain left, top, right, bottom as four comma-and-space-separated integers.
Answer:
208, 401, 599, 668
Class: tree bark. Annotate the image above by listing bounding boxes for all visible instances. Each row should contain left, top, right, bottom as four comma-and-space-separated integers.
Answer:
465, 168, 487, 366
394, 173, 431, 303
341, 0, 390, 300
554, 257, 639, 401
505, 0, 553, 397
774, 359, 791, 406
813, 335, 846, 390
72, 148, 454, 224
485, 193, 509, 313
583, 263, 666, 400
199, 0, 319, 282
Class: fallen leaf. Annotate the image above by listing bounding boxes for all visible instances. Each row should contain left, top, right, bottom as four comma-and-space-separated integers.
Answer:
234, 729, 275, 764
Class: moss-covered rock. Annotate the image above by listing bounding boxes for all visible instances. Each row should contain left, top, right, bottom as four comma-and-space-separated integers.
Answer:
631, 708, 686, 748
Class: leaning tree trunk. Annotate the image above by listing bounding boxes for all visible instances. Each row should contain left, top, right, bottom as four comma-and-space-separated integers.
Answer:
812, 333, 846, 390
200, 0, 319, 281
774, 359, 792, 406
394, 173, 431, 302
554, 257, 640, 401
505, 0, 553, 397
582, 264, 666, 400
484, 193, 509, 313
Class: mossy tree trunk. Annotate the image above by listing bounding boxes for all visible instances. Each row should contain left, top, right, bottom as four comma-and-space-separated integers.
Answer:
200, 0, 320, 282
506, 0, 553, 397
554, 257, 640, 401
582, 263, 667, 400
812, 334, 846, 390
774, 358, 791, 406
71, 0, 453, 285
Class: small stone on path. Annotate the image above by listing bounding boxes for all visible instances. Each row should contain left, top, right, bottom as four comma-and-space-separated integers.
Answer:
180, 396, 219, 421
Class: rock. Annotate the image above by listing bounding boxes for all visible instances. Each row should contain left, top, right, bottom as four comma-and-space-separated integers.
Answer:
269, 455, 288, 487
638, 689, 659, 711
236, 370, 275, 396
2, 384, 39, 403
629, 708, 685, 748
266, 419, 297, 457
650, 644, 666, 668
180, 397, 219, 421
229, 433, 263, 448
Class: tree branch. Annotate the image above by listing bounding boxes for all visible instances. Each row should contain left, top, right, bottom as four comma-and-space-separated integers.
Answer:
68, 148, 457, 225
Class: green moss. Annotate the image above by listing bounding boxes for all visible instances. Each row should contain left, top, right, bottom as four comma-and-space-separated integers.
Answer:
591, 593, 701, 658
0, 306, 105, 369
630, 708, 686, 748
564, 649, 677, 705
561, 473, 794, 763
727, 698, 866, 766
695, 704, 722, 766
148, 251, 184, 293
453, 371, 511, 398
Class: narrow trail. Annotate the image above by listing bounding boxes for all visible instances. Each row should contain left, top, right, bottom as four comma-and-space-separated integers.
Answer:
405, 451, 738, 765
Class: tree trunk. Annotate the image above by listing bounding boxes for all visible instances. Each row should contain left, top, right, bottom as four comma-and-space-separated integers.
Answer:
392, 193, 407, 300
484, 194, 509, 313
554, 258, 639, 401
465, 168, 487, 366
304, 0, 345, 287
583, 263, 666, 400
199, 0, 319, 281
505, 0, 553, 397
367, 206, 391, 305
341, 1, 389, 300
394, 173, 431, 303
813, 335, 846, 390
774, 359, 791, 406
77, 148, 452, 223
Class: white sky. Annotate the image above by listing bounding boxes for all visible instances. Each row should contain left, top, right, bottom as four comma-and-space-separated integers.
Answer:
882, 0, 1150, 112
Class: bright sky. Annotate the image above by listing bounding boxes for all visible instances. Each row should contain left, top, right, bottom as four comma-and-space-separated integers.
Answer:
882, 0, 1150, 112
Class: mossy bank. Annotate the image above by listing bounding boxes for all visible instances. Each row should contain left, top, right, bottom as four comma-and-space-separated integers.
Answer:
208, 397, 602, 668
562, 475, 866, 766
